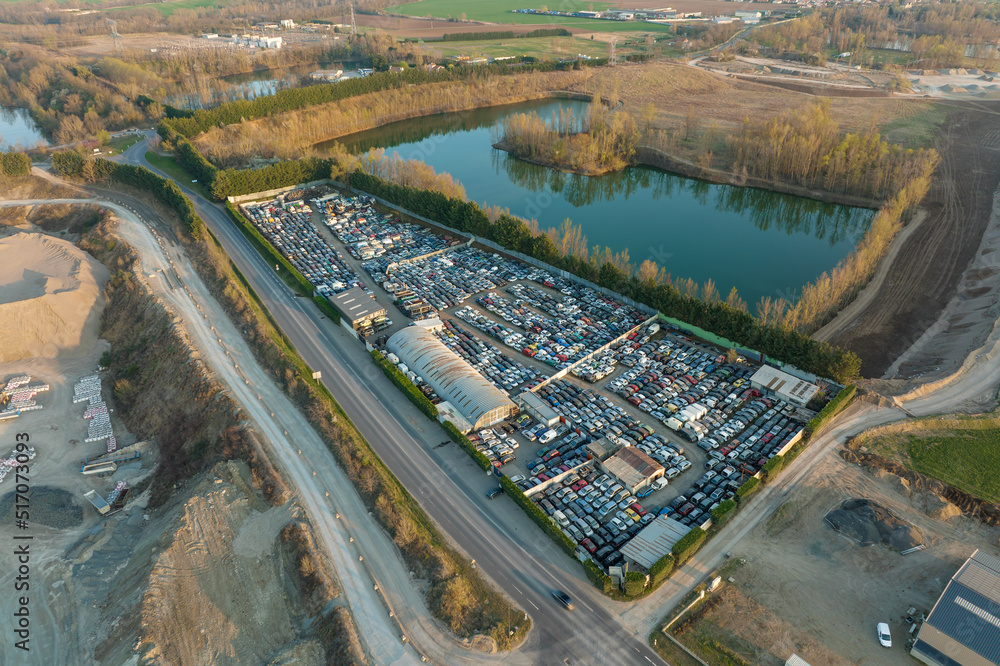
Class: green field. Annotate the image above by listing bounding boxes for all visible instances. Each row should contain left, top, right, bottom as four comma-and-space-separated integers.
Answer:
880, 102, 947, 148
857, 416, 1000, 504
107, 0, 217, 16
145, 150, 212, 199
429, 35, 613, 60
387, 0, 675, 33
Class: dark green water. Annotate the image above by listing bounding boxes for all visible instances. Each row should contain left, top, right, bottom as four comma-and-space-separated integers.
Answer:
322, 98, 874, 307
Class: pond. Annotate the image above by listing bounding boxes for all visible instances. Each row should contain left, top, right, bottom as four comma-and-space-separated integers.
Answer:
325, 98, 874, 308
0, 107, 48, 150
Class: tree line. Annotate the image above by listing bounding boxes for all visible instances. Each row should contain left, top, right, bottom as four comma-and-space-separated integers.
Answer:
52, 150, 203, 237
349, 170, 861, 382
164, 58, 607, 139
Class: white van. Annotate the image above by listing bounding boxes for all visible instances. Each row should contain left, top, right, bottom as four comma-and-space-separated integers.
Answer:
539, 429, 558, 444
553, 510, 569, 527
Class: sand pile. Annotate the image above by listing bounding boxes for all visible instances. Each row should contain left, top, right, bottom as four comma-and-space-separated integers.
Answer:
824, 498, 923, 550
0, 232, 107, 362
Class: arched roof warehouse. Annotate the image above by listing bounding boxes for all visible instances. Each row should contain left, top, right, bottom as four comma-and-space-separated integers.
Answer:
386, 327, 517, 430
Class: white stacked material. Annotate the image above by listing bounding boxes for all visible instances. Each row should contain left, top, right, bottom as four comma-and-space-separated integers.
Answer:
106, 481, 128, 505
4, 376, 30, 391
73, 374, 101, 403
83, 404, 108, 419
107, 435, 117, 454
86, 413, 113, 442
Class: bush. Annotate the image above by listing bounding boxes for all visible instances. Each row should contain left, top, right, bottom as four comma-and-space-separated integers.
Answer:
499, 475, 577, 556
671, 527, 707, 566
212, 158, 333, 201
710, 499, 737, 526
649, 553, 675, 587
0, 151, 31, 177
624, 571, 647, 597
805, 384, 857, 438
760, 455, 787, 482
52, 150, 84, 178
735, 477, 760, 502
225, 202, 311, 293
371, 350, 438, 420
442, 420, 491, 471
584, 559, 613, 594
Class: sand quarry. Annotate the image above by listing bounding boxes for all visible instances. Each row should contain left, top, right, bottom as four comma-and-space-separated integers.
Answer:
0, 231, 107, 363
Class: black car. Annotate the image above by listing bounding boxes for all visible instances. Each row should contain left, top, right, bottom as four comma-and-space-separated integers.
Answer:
486, 486, 504, 499
552, 590, 575, 610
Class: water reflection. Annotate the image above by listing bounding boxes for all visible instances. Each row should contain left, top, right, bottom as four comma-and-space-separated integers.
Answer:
0, 107, 48, 149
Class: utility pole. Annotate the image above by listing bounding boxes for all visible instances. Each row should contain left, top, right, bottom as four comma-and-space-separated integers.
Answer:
107, 18, 123, 54
350, 2, 357, 35
609, 37, 617, 66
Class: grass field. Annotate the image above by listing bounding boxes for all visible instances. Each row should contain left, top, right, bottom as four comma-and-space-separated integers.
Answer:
107, 0, 216, 16
879, 102, 947, 148
854, 414, 1000, 504
386, 0, 675, 33
428, 35, 613, 59
145, 150, 212, 199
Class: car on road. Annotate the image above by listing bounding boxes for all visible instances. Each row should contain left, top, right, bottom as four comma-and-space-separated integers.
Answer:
552, 590, 574, 610
487, 486, 504, 499
877, 622, 892, 648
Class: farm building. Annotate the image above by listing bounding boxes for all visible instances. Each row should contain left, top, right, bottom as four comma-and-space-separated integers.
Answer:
620, 515, 690, 570
387, 327, 517, 430
912, 549, 1000, 666
750, 366, 819, 407
516, 391, 560, 427
600, 447, 664, 493
329, 287, 386, 333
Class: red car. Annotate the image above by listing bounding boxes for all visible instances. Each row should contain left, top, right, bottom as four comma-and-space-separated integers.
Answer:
537, 473, 550, 481
630, 502, 647, 516
581, 538, 597, 554
572, 480, 588, 491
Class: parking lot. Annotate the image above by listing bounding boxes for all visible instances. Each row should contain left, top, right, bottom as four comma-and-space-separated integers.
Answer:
248, 186, 813, 575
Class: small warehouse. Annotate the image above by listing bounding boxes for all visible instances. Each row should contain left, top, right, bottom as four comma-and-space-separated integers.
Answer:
387, 328, 517, 430
329, 287, 386, 333
516, 391, 560, 427
620, 515, 690, 570
912, 549, 1000, 666
750, 366, 819, 407
600, 447, 664, 493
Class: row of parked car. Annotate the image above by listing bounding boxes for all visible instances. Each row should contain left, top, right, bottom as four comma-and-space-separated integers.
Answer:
532, 465, 657, 569
321, 194, 456, 262
241, 198, 362, 295
435, 319, 543, 393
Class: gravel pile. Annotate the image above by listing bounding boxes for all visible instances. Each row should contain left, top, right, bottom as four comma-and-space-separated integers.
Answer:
0, 486, 84, 529
824, 498, 922, 550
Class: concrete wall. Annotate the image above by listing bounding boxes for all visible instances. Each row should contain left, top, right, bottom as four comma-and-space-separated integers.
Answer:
228, 178, 333, 204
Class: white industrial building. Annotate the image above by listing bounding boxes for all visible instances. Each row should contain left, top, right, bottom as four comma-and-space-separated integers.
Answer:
750, 366, 819, 407
620, 515, 690, 570
387, 327, 517, 430
516, 391, 560, 426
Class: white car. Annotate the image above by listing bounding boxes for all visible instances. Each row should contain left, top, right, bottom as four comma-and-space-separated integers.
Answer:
877, 622, 892, 648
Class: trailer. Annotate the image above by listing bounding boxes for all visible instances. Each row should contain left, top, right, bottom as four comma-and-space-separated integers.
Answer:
81, 462, 117, 476
84, 490, 110, 515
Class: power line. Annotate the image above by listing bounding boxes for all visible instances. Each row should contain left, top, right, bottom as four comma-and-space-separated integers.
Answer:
106, 17, 123, 54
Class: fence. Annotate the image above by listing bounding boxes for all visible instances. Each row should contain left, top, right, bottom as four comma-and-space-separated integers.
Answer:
227, 178, 333, 204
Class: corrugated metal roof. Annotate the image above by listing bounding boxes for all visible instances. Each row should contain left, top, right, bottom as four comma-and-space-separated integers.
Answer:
330, 286, 386, 323
750, 366, 819, 403
917, 549, 1000, 665
620, 515, 690, 570
603, 448, 664, 490
387, 327, 516, 429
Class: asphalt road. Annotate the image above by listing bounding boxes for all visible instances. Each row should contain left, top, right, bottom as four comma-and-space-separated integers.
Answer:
117, 137, 666, 665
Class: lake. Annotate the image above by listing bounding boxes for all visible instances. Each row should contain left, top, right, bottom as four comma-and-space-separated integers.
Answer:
325, 98, 874, 308
0, 107, 48, 150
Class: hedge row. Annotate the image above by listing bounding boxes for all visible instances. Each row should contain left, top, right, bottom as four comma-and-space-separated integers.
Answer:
370, 349, 439, 420
649, 552, 676, 587
0, 151, 31, 177
671, 527, 707, 566
349, 170, 861, 383
439, 28, 571, 41
710, 499, 737, 526
584, 559, 614, 594
735, 477, 761, 501
499, 474, 578, 556
442, 420, 492, 471
805, 384, 857, 438
312, 295, 342, 324
212, 158, 333, 201
52, 151, 203, 237
224, 202, 312, 294
624, 571, 647, 597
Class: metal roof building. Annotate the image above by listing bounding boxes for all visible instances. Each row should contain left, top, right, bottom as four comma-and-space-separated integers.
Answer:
912, 549, 1000, 666
620, 515, 690, 570
516, 391, 560, 426
750, 365, 819, 407
387, 327, 517, 430
600, 447, 664, 493
329, 287, 386, 332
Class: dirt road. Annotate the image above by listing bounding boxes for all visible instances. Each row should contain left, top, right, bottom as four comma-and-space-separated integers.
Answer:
0, 198, 429, 665
825, 102, 1000, 377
